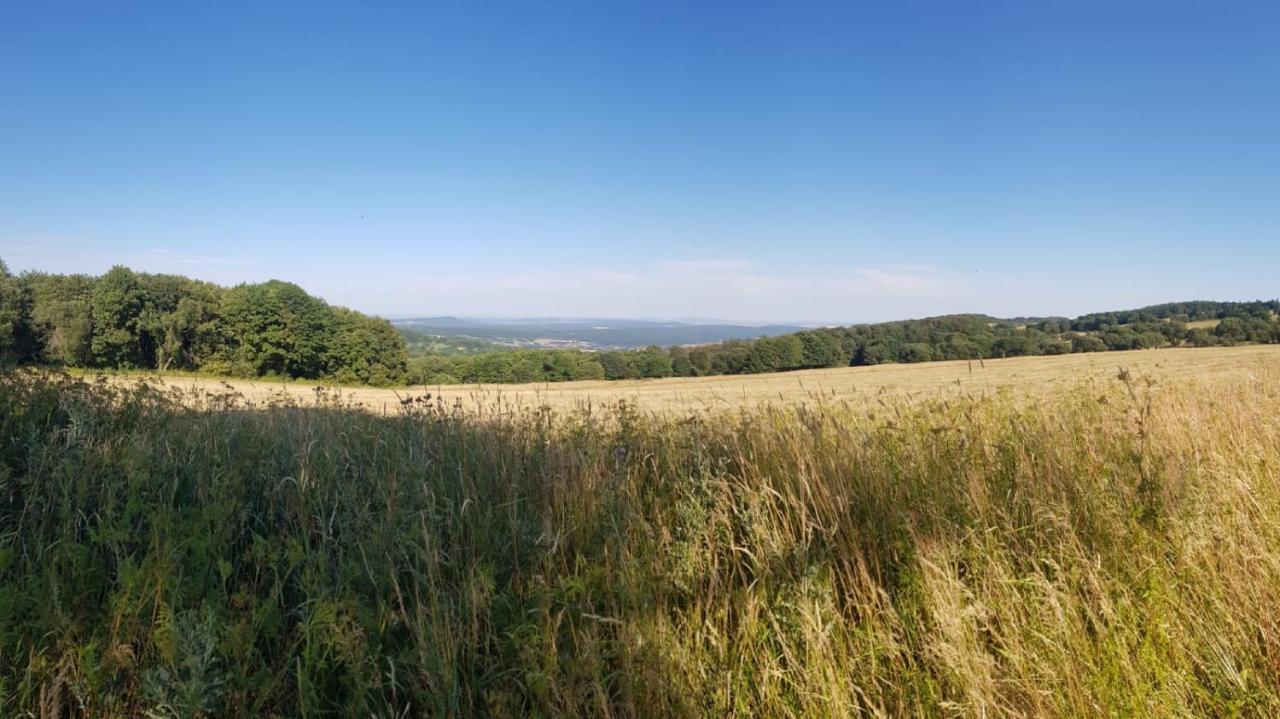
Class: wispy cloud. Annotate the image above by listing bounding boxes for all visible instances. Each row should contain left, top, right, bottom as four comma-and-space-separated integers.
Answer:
658, 259, 954, 298
329, 259, 978, 323
659, 259, 755, 274
657, 259, 786, 294
142, 248, 257, 267
494, 269, 642, 291
1, 237, 260, 286
2, 238, 990, 323
844, 267, 954, 295
2, 238, 256, 272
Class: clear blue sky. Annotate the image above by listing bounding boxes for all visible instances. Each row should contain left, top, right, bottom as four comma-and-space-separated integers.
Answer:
2, 1, 1277, 323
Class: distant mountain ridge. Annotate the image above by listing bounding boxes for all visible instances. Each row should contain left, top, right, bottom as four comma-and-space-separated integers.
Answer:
404, 299, 1280, 385
393, 301, 1280, 356
393, 317, 807, 350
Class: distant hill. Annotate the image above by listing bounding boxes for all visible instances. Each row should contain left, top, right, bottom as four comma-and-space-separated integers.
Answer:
4, 259, 1275, 389
404, 300, 1280, 385
393, 317, 807, 352
394, 315, 473, 328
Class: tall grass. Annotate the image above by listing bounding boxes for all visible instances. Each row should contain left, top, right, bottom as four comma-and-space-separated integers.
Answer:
1, 367, 1279, 717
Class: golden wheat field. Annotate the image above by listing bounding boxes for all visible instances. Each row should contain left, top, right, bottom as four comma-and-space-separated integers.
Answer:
107, 344, 1280, 415
10, 343, 1280, 716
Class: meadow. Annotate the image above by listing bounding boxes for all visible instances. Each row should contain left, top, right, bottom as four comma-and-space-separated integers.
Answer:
111, 344, 1280, 415
3, 345, 1280, 716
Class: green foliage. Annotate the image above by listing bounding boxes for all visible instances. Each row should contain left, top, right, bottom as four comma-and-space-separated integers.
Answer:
797, 330, 845, 368
411, 349, 607, 384
90, 266, 147, 368
328, 308, 410, 386
0, 260, 409, 385
4, 257, 1278, 388
25, 272, 96, 366
409, 302, 1280, 385
0, 260, 25, 361
141, 608, 227, 718
1072, 299, 1280, 329
1071, 333, 1107, 353
668, 346, 695, 376
218, 280, 333, 377
137, 274, 223, 371
632, 345, 674, 378
597, 351, 639, 380
743, 335, 803, 373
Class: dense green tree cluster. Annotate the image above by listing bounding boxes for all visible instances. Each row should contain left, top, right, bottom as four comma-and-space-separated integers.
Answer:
6, 259, 1276, 389
0, 262, 408, 385
409, 304, 1280, 386
1053, 300, 1280, 349
1071, 300, 1280, 329
1210, 315, 1280, 345
412, 349, 606, 384
406, 332, 849, 384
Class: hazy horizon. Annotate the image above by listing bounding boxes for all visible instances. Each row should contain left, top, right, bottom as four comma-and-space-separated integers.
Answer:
4, 250, 1277, 326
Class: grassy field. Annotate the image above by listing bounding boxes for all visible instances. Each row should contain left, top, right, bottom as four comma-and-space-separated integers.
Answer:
100, 344, 1280, 415
4, 346, 1280, 716
1184, 318, 1223, 330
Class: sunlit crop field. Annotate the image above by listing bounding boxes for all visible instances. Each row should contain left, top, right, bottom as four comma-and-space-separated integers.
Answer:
108, 345, 1280, 415
6, 344, 1280, 716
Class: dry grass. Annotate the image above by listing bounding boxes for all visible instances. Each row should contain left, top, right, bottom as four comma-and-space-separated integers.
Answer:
5, 345, 1280, 716
107, 345, 1280, 415
1185, 319, 1223, 330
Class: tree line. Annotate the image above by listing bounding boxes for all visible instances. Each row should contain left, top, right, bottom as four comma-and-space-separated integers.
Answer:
4, 259, 1275, 387
409, 303, 1280, 385
0, 261, 408, 385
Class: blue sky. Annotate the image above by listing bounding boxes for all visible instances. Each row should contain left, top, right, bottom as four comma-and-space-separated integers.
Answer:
2, 1, 1277, 323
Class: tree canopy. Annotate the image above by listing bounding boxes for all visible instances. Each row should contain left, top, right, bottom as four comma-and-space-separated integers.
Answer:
4, 259, 1276, 389
0, 262, 408, 385
408, 303, 1280, 385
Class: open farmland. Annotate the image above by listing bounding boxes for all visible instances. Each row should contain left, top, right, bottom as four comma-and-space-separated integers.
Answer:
110, 344, 1280, 415
7, 343, 1280, 716
8, 2, 1280, 715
